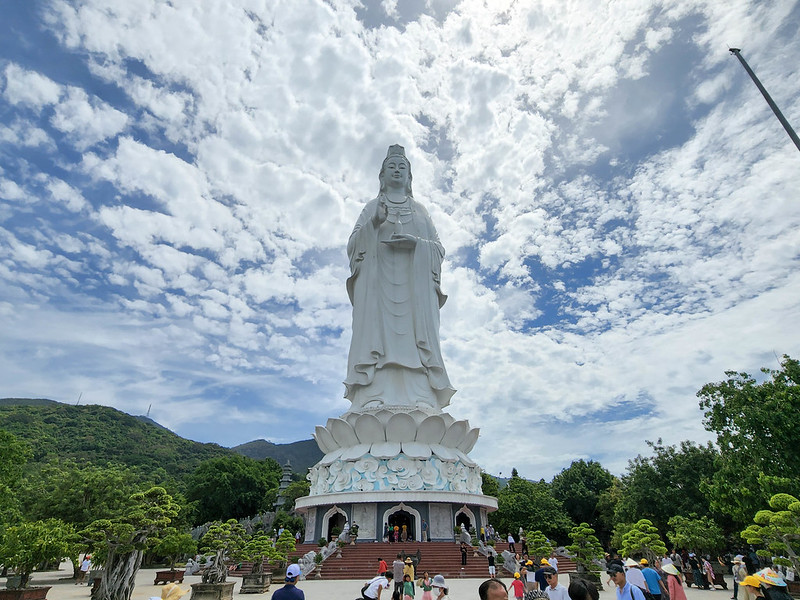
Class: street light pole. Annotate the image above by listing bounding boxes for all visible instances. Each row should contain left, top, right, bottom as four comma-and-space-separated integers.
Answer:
729, 47, 800, 153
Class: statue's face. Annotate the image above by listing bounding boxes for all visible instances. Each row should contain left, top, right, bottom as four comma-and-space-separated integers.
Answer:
382, 157, 409, 190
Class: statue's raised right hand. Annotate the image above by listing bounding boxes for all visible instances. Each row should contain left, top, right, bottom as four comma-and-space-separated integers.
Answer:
372, 199, 388, 226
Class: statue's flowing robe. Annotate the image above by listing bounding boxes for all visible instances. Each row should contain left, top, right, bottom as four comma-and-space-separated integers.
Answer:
344, 195, 455, 410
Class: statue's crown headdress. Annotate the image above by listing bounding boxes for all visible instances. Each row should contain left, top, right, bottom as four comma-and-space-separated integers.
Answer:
386, 144, 406, 159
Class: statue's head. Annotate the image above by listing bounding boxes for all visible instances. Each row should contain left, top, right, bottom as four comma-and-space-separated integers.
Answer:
379, 144, 413, 196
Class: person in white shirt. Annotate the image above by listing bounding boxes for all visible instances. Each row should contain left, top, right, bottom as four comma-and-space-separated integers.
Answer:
543, 568, 569, 600
362, 572, 393, 600
549, 555, 559, 572
623, 558, 648, 590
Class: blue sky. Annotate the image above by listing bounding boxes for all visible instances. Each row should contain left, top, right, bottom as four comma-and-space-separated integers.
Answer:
2, 0, 799, 481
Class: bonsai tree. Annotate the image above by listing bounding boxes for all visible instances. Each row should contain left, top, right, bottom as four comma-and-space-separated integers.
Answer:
0, 518, 76, 588
199, 519, 247, 584
239, 533, 279, 575
349, 523, 359, 544
81, 486, 179, 600
153, 528, 197, 571
566, 523, 604, 575
620, 519, 667, 564
526, 529, 555, 564
741, 493, 800, 575
273, 529, 296, 569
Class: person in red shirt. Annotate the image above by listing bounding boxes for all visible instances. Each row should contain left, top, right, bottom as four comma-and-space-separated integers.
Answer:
377, 558, 388, 575
511, 572, 525, 600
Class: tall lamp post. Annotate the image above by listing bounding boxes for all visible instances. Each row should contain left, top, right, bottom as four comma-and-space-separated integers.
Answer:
729, 48, 800, 153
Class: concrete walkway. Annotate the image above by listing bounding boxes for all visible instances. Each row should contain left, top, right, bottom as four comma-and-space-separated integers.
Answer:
6, 562, 736, 600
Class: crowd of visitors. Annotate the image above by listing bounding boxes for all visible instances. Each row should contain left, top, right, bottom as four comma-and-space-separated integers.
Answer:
603, 549, 796, 600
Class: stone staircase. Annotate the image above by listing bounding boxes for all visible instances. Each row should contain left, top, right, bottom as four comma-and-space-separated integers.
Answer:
281, 542, 578, 581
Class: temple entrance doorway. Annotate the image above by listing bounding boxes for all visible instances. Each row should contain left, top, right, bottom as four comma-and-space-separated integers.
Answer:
388, 510, 415, 541
327, 512, 347, 541
455, 511, 472, 532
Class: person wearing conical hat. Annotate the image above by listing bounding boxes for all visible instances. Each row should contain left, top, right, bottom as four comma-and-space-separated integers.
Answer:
404, 557, 415, 596
663, 563, 688, 600
623, 558, 648, 591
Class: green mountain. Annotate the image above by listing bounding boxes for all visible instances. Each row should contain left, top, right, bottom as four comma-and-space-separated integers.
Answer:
232, 438, 322, 473
0, 399, 233, 480
0, 398, 321, 479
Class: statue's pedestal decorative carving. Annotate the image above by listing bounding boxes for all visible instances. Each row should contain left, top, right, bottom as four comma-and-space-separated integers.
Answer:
296, 405, 497, 541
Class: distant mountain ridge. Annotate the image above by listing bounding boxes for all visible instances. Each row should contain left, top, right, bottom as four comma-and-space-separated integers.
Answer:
232, 438, 323, 473
0, 397, 321, 477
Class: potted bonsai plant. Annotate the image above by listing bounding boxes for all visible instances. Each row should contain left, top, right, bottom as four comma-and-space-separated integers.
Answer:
565, 523, 605, 590
237, 534, 277, 594
330, 526, 341, 542
348, 523, 359, 545
190, 519, 247, 600
153, 528, 197, 585
313, 552, 323, 579
0, 518, 75, 600
272, 529, 296, 575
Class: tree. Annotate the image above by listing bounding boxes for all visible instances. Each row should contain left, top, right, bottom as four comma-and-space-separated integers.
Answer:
19, 460, 172, 578
615, 439, 718, 533
199, 519, 247, 583
566, 523, 604, 574
0, 518, 76, 588
0, 431, 31, 526
81, 487, 179, 600
595, 477, 623, 544
741, 493, 800, 575
551, 460, 614, 529
272, 511, 304, 536
667, 514, 724, 554
610, 522, 633, 553
698, 356, 800, 527
186, 455, 281, 524
20, 460, 145, 529
282, 481, 310, 509
620, 519, 667, 564
481, 472, 500, 498
238, 533, 279, 575
153, 528, 197, 571
273, 529, 297, 568
526, 529, 555, 563
490, 475, 573, 543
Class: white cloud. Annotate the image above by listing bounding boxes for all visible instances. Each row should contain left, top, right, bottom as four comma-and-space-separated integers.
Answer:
1, 0, 798, 480
2, 63, 61, 109
50, 87, 128, 149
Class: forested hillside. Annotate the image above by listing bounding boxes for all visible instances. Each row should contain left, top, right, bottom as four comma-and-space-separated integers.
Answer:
0, 399, 322, 479
0, 401, 233, 480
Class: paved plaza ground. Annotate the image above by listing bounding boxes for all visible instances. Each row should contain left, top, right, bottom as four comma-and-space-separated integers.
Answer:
6, 562, 735, 600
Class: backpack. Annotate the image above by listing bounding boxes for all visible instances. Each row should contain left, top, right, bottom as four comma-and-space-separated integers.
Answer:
631, 585, 657, 600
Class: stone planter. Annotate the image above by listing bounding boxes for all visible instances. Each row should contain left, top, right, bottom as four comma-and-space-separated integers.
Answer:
0, 587, 52, 600
154, 570, 185, 585
239, 574, 270, 594
189, 582, 234, 600
4, 577, 22, 591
